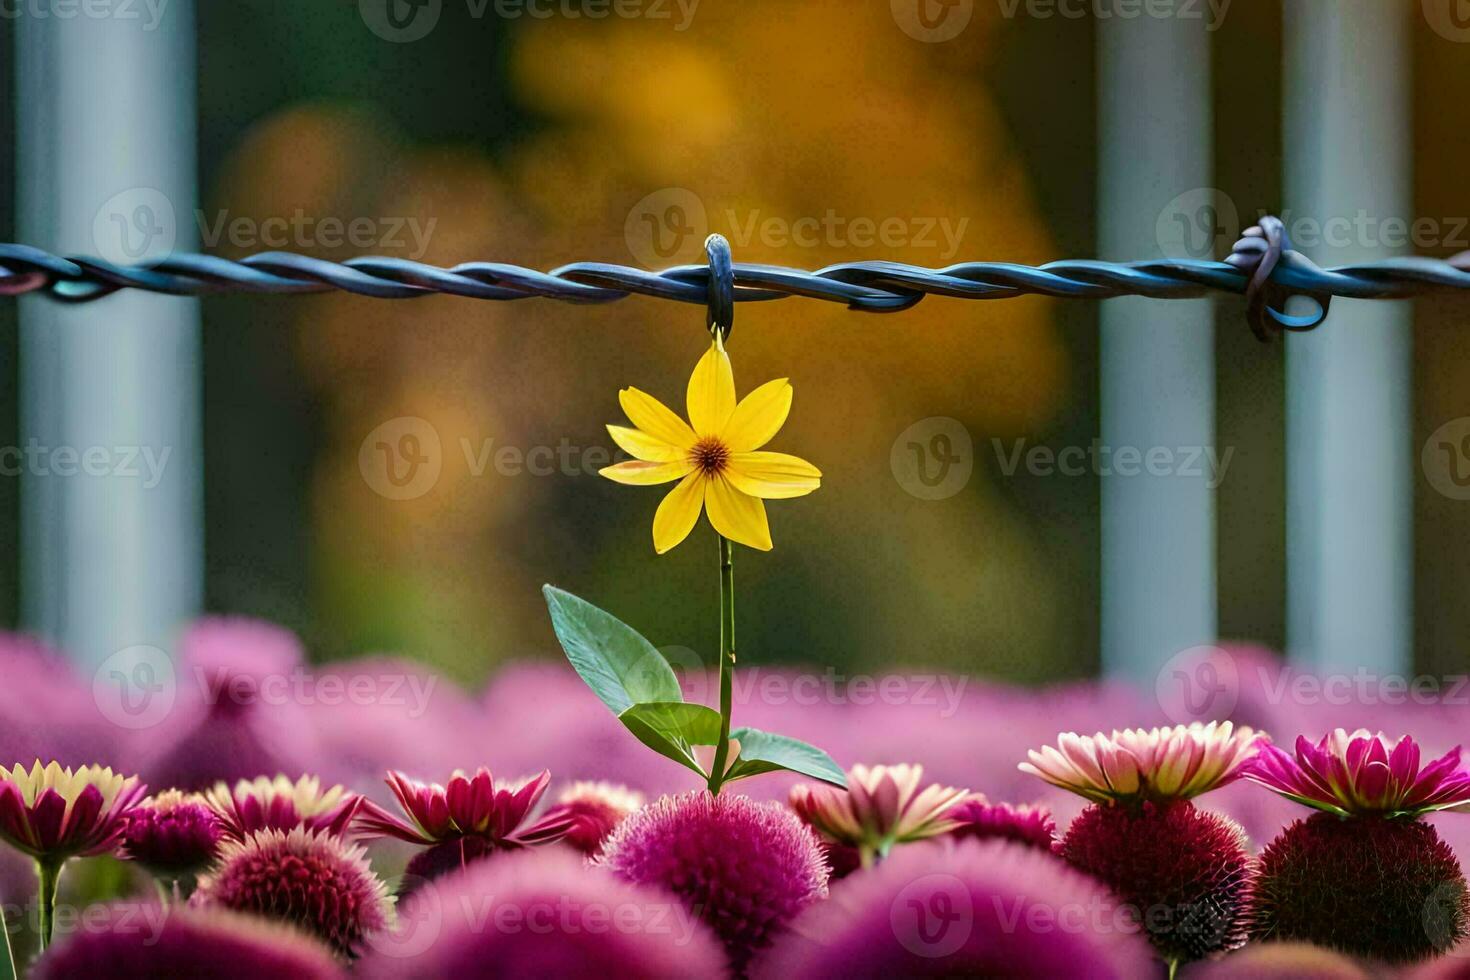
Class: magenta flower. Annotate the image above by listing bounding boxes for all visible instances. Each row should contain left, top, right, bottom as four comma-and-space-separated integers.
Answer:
752, 838, 1156, 979
1022, 721, 1264, 804
120, 790, 222, 880
357, 848, 728, 979
204, 775, 361, 840
193, 827, 394, 957
599, 791, 828, 970
32, 906, 345, 980
540, 781, 644, 857
948, 797, 1058, 853
356, 768, 571, 846
1246, 729, 1470, 817
789, 763, 971, 862
0, 762, 145, 861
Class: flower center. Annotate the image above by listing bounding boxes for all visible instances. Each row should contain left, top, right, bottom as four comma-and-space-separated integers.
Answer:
691, 437, 730, 476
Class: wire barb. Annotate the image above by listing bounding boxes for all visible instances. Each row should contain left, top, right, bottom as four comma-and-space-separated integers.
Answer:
3, 216, 1469, 342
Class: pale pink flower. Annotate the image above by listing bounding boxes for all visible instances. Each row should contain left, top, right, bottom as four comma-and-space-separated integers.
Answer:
1020, 721, 1264, 804
789, 763, 970, 860
1246, 729, 1470, 818
204, 775, 361, 840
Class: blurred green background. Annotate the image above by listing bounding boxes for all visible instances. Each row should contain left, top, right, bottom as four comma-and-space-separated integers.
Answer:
1, 0, 1468, 686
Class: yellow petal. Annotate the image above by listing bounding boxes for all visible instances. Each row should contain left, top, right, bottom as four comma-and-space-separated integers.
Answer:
722, 378, 792, 452
619, 388, 697, 449
600, 460, 694, 486
686, 340, 736, 437
607, 425, 686, 463
725, 451, 822, 499
705, 475, 772, 551
653, 471, 706, 553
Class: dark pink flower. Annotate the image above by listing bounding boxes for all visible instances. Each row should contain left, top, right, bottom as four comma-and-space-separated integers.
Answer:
193, 827, 394, 957
358, 848, 727, 978
1062, 799, 1254, 962
32, 905, 344, 980
948, 797, 1057, 852
598, 791, 827, 970
0, 762, 145, 861
120, 790, 222, 879
357, 768, 570, 846
1252, 812, 1469, 963
752, 838, 1156, 979
204, 774, 360, 840
540, 781, 644, 857
1246, 729, 1470, 817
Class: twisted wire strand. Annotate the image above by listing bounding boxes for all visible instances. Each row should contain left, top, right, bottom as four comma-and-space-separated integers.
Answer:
3, 219, 1468, 341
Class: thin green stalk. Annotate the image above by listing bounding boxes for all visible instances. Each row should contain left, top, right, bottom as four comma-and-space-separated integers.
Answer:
707, 534, 736, 794
0, 900, 15, 980
35, 858, 62, 952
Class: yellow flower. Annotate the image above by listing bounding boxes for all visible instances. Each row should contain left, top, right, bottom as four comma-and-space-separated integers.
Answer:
600, 337, 821, 553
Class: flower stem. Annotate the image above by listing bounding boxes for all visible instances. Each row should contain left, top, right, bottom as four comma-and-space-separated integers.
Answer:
35, 858, 62, 951
707, 534, 736, 794
0, 900, 15, 980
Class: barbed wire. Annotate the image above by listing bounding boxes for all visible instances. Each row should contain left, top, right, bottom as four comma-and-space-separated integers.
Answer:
2, 218, 1468, 341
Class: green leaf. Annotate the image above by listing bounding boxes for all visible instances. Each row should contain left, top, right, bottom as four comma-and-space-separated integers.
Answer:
725, 728, 847, 787
542, 585, 683, 714
618, 701, 724, 776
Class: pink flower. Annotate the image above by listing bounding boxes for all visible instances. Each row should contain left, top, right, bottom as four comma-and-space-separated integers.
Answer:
1245, 729, 1470, 818
789, 764, 970, 860
193, 828, 394, 958
1021, 721, 1264, 804
540, 781, 644, 857
356, 769, 571, 846
948, 797, 1058, 853
120, 790, 222, 879
204, 775, 361, 840
0, 762, 145, 861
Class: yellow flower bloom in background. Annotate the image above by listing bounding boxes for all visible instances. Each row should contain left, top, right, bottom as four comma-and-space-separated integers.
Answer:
601, 338, 821, 553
